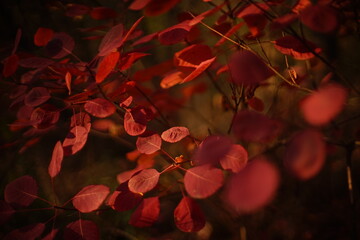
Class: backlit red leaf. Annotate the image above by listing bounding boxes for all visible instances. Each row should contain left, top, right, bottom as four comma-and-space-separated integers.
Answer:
72, 185, 110, 213
119, 52, 150, 71
84, 98, 116, 118
129, 196, 160, 227
160, 71, 184, 89
48, 141, 64, 178
129, 0, 152, 10
161, 126, 189, 143
90, 7, 117, 20
181, 57, 216, 83
63, 126, 89, 156
128, 168, 160, 193
70, 112, 91, 132
65, 71, 72, 95
64, 220, 99, 240
3, 54, 19, 77
284, 130, 326, 180
46, 32, 75, 59
184, 165, 223, 199
174, 196, 205, 232
174, 44, 213, 72
233, 110, 282, 143
4, 175, 38, 207
300, 83, 347, 126
228, 50, 274, 85
219, 144, 248, 173
158, 21, 192, 45
96, 51, 120, 83
108, 182, 143, 211
124, 110, 147, 136
247, 96, 264, 112
274, 35, 321, 60
224, 157, 279, 213
98, 23, 124, 56
193, 135, 233, 165
34, 27, 54, 47
136, 132, 162, 154
30, 105, 60, 129
24, 87, 50, 107
300, 5, 338, 33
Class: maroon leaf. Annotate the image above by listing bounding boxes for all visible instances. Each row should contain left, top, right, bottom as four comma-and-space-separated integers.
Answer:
233, 110, 282, 143
12, 28, 22, 54
128, 168, 160, 194
184, 165, 224, 199
46, 32, 75, 59
284, 130, 326, 180
3, 223, 45, 240
41, 229, 59, 240
193, 135, 233, 165
84, 98, 116, 118
274, 35, 321, 60
96, 51, 120, 84
34, 27, 54, 47
65, 4, 91, 17
98, 23, 123, 56
247, 96, 264, 112
119, 52, 150, 71
48, 141, 64, 178
64, 220, 99, 240
108, 182, 143, 212
30, 105, 60, 129
3, 54, 19, 77
174, 196, 205, 232
63, 126, 89, 156
24, 87, 51, 107
136, 132, 162, 154
300, 5, 338, 33
4, 175, 38, 207
129, 0, 152, 10
18, 57, 54, 69
228, 50, 274, 85
174, 44, 213, 72
300, 83, 347, 126
161, 126, 189, 143
219, 144, 248, 173
129, 197, 160, 227
90, 7, 117, 20
144, 0, 180, 16
0, 200, 14, 225
158, 21, 192, 45
72, 185, 110, 213
124, 110, 147, 136
224, 157, 279, 213
181, 57, 216, 84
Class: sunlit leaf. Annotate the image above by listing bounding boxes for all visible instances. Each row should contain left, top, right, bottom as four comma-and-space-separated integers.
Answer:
161, 126, 189, 143
136, 132, 162, 154
129, 196, 160, 227
72, 185, 110, 213
96, 51, 120, 84
84, 98, 116, 118
128, 168, 160, 193
174, 196, 205, 232
48, 141, 64, 178
63, 126, 89, 156
219, 144, 248, 173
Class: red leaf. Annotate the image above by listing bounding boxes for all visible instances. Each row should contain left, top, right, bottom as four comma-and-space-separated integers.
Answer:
24, 87, 50, 107
84, 98, 116, 118
90, 7, 117, 20
63, 126, 89, 156
65, 4, 91, 17
3, 54, 19, 77
129, 197, 160, 227
181, 57, 216, 84
65, 71, 72, 95
98, 23, 124, 57
34, 27, 54, 47
236, 3, 270, 18
124, 110, 147, 136
64, 220, 99, 240
144, 0, 180, 16
174, 44, 213, 72
193, 135, 233, 165
48, 141, 64, 178
300, 5, 338, 33
3, 223, 45, 240
300, 83, 347, 126
129, 0, 152, 10
161, 126, 189, 143
119, 52, 150, 71
274, 35, 321, 60
18, 57, 54, 68
215, 22, 244, 47
160, 71, 184, 89
174, 196, 205, 232
219, 144, 248, 173
30, 105, 60, 129
233, 110, 282, 143
46, 32, 75, 59
243, 14, 267, 38
228, 50, 274, 85
4, 175, 38, 207
284, 130, 326, 180
224, 157, 279, 213
96, 51, 120, 83
247, 96, 264, 112
70, 112, 91, 132
292, 0, 311, 14
136, 132, 162, 154
108, 182, 143, 212
158, 21, 192, 45
0, 200, 14, 225
72, 185, 110, 213
128, 168, 160, 194
184, 165, 223, 199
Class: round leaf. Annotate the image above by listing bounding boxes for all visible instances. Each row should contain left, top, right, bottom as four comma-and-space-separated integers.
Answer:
24, 87, 50, 107
219, 144, 248, 173
174, 196, 205, 232
161, 126, 189, 143
5, 175, 38, 208
136, 133, 162, 154
84, 98, 116, 118
129, 197, 160, 227
72, 185, 110, 213
128, 168, 160, 194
